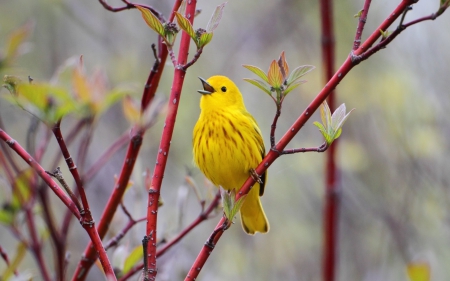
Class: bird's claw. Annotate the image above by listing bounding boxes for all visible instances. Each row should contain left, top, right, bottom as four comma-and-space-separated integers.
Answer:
249, 168, 263, 184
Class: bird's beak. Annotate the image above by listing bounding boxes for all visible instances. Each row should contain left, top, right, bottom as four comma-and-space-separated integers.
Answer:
198, 77, 215, 95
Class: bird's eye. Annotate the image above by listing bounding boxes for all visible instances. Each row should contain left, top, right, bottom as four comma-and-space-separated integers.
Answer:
221, 86, 227, 92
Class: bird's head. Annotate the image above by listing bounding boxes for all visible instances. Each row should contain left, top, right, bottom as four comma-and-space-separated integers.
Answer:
197, 75, 245, 111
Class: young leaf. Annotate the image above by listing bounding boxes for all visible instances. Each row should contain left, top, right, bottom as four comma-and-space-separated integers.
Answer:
3, 242, 27, 280
243, 78, 272, 96
199, 32, 213, 47
16, 83, 51, 111
221, 188, 246, 222
0, 209, 14, 225
206, 2, 227, 33
286, 65, 315, 86
123, 245, 143, 274
174, 12, 197, 41
284, 80, 306, 95
221, 188, 233, 220
122, 96, 141, 124
231, 195, 247, 220
72, 67, 91, 103
242, 65, 269, 84
135, 5, 165, 37
178, 0, 187, 16
100, 88, 130, 115
278, 51, 289, 80
3, 75, 22, 95
267, 60, 283, 89
320, 101, 332, 131
5, 21, 34, 59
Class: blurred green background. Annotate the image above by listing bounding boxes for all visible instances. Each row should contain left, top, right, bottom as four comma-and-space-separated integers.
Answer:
1, 0, 450, 280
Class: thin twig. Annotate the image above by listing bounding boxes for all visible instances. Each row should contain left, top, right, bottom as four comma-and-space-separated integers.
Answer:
0, 244, 18, 276
182, 47, 204, 70
353, 0, 372, 51
46, 167, 83, 212
270, 105, 281, 148
98, 0, 166, 22
117, 192, 221, 281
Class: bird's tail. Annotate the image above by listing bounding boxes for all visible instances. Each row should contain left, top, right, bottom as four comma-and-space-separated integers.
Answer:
240, 183, 269, 235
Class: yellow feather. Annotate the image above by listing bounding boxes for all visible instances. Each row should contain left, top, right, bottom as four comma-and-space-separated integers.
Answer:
193, 75, 269, 235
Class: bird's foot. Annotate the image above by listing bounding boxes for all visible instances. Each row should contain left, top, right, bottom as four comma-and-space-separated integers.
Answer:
249, 168, 263, 184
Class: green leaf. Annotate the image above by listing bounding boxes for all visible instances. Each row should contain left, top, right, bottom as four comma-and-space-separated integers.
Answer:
3, 242, 27, 280
99, 88, 130, 115
174, 12, 196, 41
313, 121, 327, 137
11, 169, 33, 209
221, 189, 233, 220
267, 60, 283, 89
199, 32, 213, 47
0, 209, 14, 225
334, 128, 342, 140
206, 2, 227, 33
17, 84, 50, 110
231, 195, 247, 219
123, 245, 143, 274
331, 103, 346, 130
243, 78, 272, 96
221, 189, 246, 222
286, 65, 315, 86
320, 101, 332, 130
242, 65, 269, 84
5, 21, 33, 59
135, 5, 165, 37
284, 80, 306, 95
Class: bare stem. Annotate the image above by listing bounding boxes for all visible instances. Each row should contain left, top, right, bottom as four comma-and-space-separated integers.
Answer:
353, 0, 372, 51
119, 192, 221, 281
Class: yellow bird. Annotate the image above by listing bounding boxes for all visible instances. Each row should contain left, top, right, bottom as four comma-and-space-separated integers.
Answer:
192, 75, 269, 235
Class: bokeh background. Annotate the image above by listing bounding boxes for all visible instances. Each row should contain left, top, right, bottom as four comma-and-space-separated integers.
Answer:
1, 0, 450, 280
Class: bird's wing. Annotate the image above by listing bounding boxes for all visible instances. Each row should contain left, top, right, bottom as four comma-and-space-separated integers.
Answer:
244, 111, 267, 197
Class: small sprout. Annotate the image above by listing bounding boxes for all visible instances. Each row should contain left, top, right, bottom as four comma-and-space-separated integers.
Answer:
313, 101, 354, 146
163, 22, 179, 46
243, 51, 315, 104
354, 9, 363, 18
379, 29, 390, 40
198, 30, 213, 47
175, 2, 226, 49
221, 188, 246, 222
3, 75, 22, 95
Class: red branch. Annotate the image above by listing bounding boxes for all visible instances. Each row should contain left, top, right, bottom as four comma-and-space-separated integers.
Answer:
320, 0, 338, 280
70, 2, 177, 280
51, 120, 116, 279
353, 0, 372, 50
0, 129, 81, 217
184, 1, 417, 279
144, 0, 198, 278
118, 192, 221, 281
